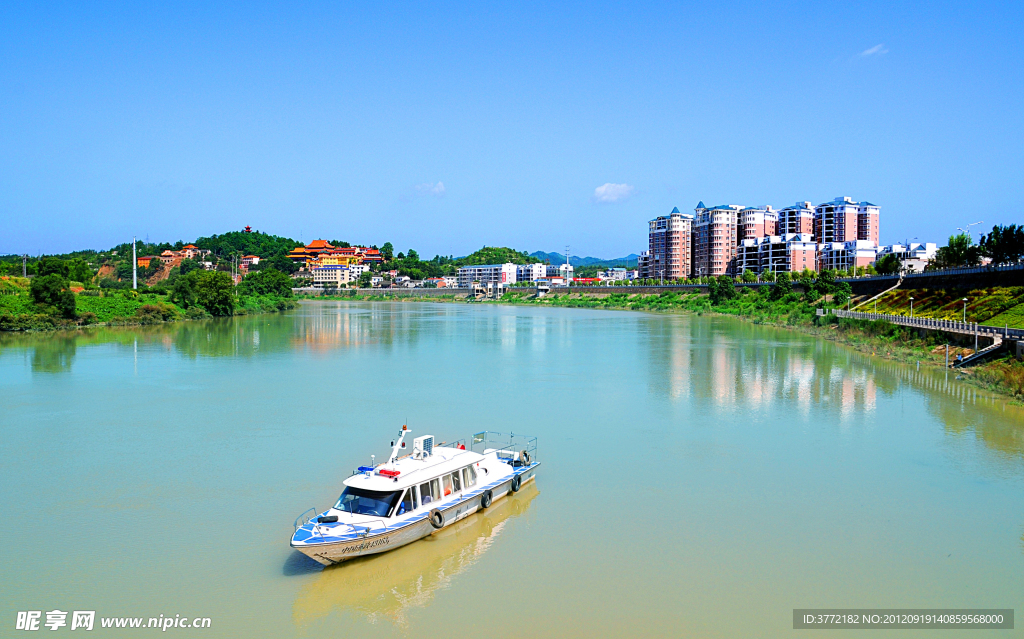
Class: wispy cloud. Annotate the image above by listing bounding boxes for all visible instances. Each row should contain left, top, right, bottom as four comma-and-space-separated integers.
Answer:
592, 183, 635, 204
860, 44, 888, 57
415, 181, 446, 197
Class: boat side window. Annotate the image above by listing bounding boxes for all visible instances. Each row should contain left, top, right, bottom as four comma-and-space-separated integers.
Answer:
462, 465, 476, 488
442, 474, 453, 497
397, 487, 417, 516
420, 479, 440, 505
451, 471, 461, 492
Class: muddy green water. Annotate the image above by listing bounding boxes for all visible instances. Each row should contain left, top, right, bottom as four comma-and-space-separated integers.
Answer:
1, 302, 1022, 637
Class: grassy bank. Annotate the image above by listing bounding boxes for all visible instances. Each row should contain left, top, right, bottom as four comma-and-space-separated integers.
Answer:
862, 285, 1024, 325
0, 289, 295, 332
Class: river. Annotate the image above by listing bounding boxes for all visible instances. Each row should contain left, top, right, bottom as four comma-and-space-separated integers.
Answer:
1, 301, 1022, 637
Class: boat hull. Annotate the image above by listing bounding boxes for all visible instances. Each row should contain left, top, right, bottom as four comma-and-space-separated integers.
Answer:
294, 463, 539, 566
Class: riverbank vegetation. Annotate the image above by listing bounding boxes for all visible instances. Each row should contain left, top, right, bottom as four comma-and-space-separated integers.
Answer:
1, 259, 296, 332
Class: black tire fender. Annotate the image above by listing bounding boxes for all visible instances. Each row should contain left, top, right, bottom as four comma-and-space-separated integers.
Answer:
480, 490, 493, 509
429, 508, 444, 529
511, 474, 522, 493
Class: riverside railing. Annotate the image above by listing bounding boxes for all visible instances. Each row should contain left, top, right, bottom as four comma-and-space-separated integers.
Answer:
837, 262, 1024, 283
822, 308, 1024, 340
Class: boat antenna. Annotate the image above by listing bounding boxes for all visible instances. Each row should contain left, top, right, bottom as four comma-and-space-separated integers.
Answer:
387, 424, 410, 465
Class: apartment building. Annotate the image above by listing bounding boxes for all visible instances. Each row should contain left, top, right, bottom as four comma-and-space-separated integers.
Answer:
642, 207, 694, 279
818, 240, 878, 272
693, 202, 742, 277
736, 234, 817, 275
516, 263, 546, 283
637, 251, 652, 279
777, 202, 815, 236
857, 201, 880, 245
457, 263, 517, 288
814, 196, 879, 244
738, 206, 778, 244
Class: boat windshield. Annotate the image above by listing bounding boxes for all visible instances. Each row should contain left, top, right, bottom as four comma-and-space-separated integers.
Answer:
335, 487, 402, 517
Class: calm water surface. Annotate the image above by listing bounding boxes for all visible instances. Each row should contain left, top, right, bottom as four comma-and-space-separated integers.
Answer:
2, 301, 1022, 637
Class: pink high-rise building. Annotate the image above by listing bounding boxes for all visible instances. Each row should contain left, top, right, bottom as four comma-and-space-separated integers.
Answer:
642, 207, 694, 280
693, 202, 742, 277
738, 206, 777, 244
777, 202, 815, 236
857, 201, 880, 245
814, 197, 860, 244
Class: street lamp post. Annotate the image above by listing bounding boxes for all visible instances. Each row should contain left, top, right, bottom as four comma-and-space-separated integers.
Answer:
909, 296, 914, 318
962, 298, 968, 323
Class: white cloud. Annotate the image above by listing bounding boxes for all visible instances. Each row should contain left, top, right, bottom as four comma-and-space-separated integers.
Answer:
592, 183, 635, 204
415, 181, 446, 197
860, 44, 888, 56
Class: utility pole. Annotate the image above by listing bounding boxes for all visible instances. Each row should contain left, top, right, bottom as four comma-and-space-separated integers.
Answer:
132, 236, 138, 290
22, 254, 28, 277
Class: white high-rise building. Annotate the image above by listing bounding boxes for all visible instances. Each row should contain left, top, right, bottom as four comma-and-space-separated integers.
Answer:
457, 263, 518, 288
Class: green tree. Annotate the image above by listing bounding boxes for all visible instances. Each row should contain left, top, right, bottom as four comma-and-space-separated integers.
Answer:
407, 249, 419, 261
238, 268, 293, 297
380, 242, 395, 261
932, 233, 981, 269
179, 258, 203, 275
67, 258, 94, 283
979, 224, 1024, 265
874, 253, 901, 275
358, 271, 373, 288
194, 271, 235, 316
740, 269, 757, 283
832, 281, 852, 307
709, 275, 737, 304
30, 273, 76, 318
170, 272, 198, 308
768, 271, 791, 301
37, 257, 70, 278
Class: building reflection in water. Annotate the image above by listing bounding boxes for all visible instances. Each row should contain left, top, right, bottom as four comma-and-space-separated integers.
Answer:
646, 316, 882, 419
291, 483, 539, 628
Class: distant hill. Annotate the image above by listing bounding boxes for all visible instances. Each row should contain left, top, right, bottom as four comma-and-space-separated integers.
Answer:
530, 251, 640, 268
457, 246, 541, 266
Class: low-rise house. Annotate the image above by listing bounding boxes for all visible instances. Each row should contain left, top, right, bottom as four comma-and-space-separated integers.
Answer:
240, 255, 260, 268
159, 250, 182, 265
311, 265, 355, 287
600, 267, 634, 281
181, 244, 206, 259
875, 242, 937, 273
137, 256, 158, 268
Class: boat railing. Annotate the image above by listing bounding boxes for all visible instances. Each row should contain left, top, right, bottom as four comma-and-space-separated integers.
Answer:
471, 431, 538, 464
437, 438, 468, 450
294, 507, 317, 531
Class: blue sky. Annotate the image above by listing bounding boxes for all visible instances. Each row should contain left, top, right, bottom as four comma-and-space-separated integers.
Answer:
2, 1, 1022, 258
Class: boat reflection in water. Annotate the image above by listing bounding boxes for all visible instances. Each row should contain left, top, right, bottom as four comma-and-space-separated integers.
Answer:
292, 481, 539, 627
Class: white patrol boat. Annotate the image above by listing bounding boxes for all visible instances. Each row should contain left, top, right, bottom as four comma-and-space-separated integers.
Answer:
290, 428, 539, 566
